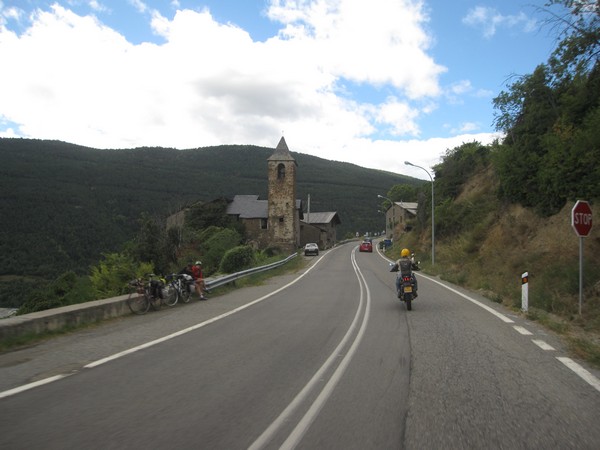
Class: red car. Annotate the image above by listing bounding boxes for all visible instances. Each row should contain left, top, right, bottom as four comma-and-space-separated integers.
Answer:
359, 240, 373, 252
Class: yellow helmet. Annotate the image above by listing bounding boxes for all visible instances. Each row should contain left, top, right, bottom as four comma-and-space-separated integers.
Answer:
401, 248, 410, 258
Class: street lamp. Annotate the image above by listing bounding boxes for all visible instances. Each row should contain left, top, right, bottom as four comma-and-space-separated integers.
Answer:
377, 194, 395, 239
405, 161, 435, 266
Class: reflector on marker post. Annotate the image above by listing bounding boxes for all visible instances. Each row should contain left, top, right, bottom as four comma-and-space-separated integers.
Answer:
521, 271, 529, 312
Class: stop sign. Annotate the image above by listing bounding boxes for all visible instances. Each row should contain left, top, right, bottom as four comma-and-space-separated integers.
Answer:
572, 200, 593, 237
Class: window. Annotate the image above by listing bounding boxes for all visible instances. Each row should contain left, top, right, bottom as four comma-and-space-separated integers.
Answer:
261, 218, 268, 229
277, 163, 285, 180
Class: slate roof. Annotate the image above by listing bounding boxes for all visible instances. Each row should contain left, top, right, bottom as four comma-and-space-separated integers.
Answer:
267, 136, 297, 165
394, 202, 418, 216
226, 195, 268, 219
226, 195, 303, 219
302, 211, 341, 225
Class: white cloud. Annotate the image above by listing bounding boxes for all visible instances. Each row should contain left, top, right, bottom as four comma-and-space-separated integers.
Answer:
128, 0, 148, 14
0, 0, 495, 176
375, 97, 421, 137
462, 6, 537, 39
451, 122, 479, 134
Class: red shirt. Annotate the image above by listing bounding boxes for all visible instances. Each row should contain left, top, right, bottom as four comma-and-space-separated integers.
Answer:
192, 265, 203, 280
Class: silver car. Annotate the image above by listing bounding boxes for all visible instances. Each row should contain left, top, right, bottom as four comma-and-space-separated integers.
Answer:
304, 243, 319, 256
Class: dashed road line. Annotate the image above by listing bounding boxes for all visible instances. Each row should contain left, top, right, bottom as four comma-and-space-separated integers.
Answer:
376, 248, 600, 394
513, 325, 533, 335
532, 340, 556, 351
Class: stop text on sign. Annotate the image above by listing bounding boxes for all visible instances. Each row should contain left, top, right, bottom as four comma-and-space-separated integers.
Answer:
573, 212, 592, 225
571, 200, 593, 237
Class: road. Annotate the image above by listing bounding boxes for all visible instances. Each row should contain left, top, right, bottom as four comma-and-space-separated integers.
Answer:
0, 242, 599, 449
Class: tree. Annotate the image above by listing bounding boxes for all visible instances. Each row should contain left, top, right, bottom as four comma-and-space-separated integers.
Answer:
387, 184, 419, 203
545, 0, 600, 79
434, 142, 491, 201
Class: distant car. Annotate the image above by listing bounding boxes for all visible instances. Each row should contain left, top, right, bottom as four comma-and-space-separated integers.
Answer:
304, 243, 319, 256
359, 240, 373, 252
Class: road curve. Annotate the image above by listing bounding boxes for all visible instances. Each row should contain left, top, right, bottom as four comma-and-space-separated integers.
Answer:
0, 242, 599, 449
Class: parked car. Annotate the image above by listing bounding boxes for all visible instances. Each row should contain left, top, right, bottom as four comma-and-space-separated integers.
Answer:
304, 243, 319, 256
359, 240, 373, 252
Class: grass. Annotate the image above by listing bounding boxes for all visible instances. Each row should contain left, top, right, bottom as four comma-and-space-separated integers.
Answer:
390, 205, 600, 369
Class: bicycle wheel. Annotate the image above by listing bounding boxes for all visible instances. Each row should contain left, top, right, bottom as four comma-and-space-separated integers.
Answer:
179, 283, 192, 303
128, 285, 150, 315
163, 283, 178, 307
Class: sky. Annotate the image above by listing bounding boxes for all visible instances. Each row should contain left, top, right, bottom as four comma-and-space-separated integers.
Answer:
0, 0, 564, 179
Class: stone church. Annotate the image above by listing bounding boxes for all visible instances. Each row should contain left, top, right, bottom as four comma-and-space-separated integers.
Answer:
226, 137, 340, 252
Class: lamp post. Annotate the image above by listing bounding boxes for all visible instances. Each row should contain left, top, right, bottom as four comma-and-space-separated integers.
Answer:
404, 161, 435, 266
377, 194, 395, 239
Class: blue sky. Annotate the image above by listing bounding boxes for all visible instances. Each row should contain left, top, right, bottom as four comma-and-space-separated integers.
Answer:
0, 0, 563, 178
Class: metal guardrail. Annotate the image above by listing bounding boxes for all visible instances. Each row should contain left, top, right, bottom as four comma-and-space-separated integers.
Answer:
0, 252, 300, 340
204, 252, 298, 290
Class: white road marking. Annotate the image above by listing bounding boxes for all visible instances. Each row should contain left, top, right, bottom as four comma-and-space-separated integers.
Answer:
377, 248, 514, 324
557, 357, 600, 393
0, 374, 72, 400
513, 325, 533, 335
0, 249, 335, 399
532, 340, 555, 351
414, 272, 515, 323
250, 247, 370, 450
378, 244, 600, 395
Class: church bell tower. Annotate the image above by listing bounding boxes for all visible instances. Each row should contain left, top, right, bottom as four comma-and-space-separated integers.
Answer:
267, 137, 299, 252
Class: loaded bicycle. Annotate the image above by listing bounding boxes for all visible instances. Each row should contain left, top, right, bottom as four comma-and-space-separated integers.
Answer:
127, 273, 177, 315
165, 273, 194, 304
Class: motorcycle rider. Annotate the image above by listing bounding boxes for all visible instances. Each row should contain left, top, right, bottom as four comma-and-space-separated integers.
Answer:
394, 248, 418, 298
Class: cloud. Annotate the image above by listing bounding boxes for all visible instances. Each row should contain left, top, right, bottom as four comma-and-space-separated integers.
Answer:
462, 6, 537, 39
0, 0, 491, 176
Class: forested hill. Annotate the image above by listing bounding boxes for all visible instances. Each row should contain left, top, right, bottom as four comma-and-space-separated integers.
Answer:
0, 138, 420, 278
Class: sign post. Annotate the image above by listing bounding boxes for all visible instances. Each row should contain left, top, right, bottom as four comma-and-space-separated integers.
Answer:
571, 200, 593, 315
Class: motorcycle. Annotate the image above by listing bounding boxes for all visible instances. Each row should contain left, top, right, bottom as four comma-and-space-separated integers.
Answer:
390, 256, 420, 311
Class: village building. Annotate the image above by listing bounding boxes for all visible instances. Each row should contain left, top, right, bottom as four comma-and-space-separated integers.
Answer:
225, 137, 340, 252
383, 201, 418, 240
300, 212, 341, 250
166, 137, 340, 253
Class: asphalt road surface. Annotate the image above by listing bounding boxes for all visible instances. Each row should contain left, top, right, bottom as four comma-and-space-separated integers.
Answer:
1, 242, 599, 449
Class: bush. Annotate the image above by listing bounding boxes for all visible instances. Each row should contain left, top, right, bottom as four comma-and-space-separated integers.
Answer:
220, 246, 255, 274
200, 228, 243, 275
16, 271, 96, 315
90, 252, 154, 298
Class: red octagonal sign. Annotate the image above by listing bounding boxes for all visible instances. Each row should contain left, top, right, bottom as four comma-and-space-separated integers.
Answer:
572, 200, 593, 237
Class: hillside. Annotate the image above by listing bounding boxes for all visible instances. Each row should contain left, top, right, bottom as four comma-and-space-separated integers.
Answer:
0, 138, 421, 279
395, 163, 600, 363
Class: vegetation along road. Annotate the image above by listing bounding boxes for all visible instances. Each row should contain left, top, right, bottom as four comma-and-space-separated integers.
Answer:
1, 241, 599, 449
